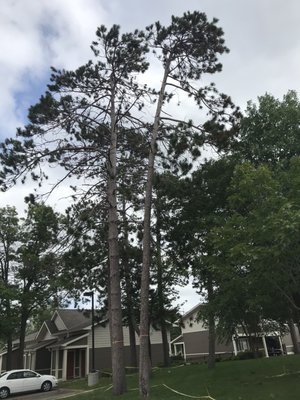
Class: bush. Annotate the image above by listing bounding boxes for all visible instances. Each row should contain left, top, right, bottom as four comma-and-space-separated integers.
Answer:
170, 355, 185, 365
235, 351, 264, 360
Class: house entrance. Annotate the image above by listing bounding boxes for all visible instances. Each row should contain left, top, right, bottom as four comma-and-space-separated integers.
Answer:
67, 349, 86, 379
67, 351, 74, 379
266, 336, 282, 356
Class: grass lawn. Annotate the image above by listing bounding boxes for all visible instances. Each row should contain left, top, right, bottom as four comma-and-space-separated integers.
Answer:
60, 355, 300, 399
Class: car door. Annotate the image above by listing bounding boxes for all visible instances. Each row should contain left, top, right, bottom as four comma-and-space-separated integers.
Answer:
6, 371, 24, 394
22, 370, 41, 391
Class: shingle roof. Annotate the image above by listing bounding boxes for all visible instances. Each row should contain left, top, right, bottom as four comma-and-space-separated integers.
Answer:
47, 333, 88, 348
56, 309, 92, 330
25, 339, 57, 351
45, 319, 58, 334
181, 303, 206, 320
12, 331, 38, 346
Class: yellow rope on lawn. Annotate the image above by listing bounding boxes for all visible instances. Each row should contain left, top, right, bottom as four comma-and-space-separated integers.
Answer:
163, 384, 216, 400
127, 383, 216, 399
266, 370, 300, 378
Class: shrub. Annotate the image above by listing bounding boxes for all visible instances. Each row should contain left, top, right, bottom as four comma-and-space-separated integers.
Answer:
235, 351, 264, 360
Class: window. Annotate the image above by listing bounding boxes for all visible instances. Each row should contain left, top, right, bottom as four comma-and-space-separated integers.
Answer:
237, 338, 249, 352
24, 371, 38, 378
7, 372, 24, 380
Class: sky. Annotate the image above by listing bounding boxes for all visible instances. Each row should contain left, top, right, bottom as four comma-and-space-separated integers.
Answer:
1, 0, 300, 311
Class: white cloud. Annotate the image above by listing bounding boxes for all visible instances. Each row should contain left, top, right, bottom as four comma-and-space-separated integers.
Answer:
1, 0, 300, 308
42, 0, 110, 70
0, 0, 109, 140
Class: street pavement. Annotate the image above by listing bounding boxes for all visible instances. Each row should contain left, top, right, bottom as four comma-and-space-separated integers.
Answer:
9, 388, 85, 400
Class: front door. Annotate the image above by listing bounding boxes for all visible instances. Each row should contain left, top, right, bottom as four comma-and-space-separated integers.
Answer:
67, 351, 74, 379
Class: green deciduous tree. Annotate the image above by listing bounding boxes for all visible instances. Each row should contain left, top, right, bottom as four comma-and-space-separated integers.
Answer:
0, 206, 19, 370
0, 203, 63, 368
195, 91, 300, 356
138, 12, 239, 395
233, 90, 300, 165
16, 202, 61, 366
164, 158, 235, 368
208, 161, 300, 351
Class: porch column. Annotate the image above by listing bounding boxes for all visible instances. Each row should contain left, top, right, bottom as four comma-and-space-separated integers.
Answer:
262, 335, 269, 358
232, 335, 238, 356
174, 344, 178, 356
85, 346, 89, 376
31, 352, 36, 370
55, 349, 59, 378
62, 349, 68, 381
183, 342, 187, 362
278, 336, 284, 355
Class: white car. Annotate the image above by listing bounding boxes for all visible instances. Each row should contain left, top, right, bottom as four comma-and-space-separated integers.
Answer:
0, 369, 58, 398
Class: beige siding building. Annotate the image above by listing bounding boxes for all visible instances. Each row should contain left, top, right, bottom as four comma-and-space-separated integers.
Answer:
0, 309, 170, 380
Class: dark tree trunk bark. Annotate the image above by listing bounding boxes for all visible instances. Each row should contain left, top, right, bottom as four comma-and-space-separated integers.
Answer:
207, 277, 216, 369
128, 319, 138, 368
18, 311, 28, 368
6, 300, 13, 371
139, 57, 171, 399
148, 334, 152, 365
107, 84, 126, 395
288, 319, 300, 354
156, 201, 170, 367
121, 197, 138, 368
6, 335, 12, 371
207, 314, 216, 369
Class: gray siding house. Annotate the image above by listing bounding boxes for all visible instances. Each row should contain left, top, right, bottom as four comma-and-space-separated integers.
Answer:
171, 303, 298, 361
0, 309, 169, 380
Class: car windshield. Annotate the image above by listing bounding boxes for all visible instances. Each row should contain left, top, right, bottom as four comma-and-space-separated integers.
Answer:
0, 372, 7, 378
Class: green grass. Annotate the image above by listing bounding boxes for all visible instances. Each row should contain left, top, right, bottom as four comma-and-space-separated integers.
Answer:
60, 355, 300, 399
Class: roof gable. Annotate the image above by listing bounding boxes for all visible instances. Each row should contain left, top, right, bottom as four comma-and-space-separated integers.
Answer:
52, 310, 68, 331
36, 320, 58, 341
181, 303, 205, 321
54, 309, 92, 331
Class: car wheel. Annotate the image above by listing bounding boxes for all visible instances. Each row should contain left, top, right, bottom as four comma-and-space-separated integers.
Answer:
41, 381, 52, 392
0, 387, 9, 399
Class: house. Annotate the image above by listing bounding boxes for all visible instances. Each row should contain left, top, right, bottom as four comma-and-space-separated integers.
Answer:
0, 309, 169, 380
171, 303, 298, 361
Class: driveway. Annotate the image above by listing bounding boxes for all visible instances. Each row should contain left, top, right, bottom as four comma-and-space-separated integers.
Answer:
9, 388, 85, 400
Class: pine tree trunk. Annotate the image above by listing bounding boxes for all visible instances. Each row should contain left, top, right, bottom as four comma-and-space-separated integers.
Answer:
288, 319, 300, 354
207, 314, 216, 369
128, 319, 138, 368
6, 335, 12, 371
248, 335, 256, 355
18, 311, 28, 368
121, 197, 138, 368
6, 300, 13, 371
207, 277, 216, 369
139, 58, 171, 399
108, 84, 127, 395
156, 201, 170, 367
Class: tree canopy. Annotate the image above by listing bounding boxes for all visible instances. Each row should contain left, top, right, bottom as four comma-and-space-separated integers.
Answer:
6, 8, 300, 396
0, 10, 241, 397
